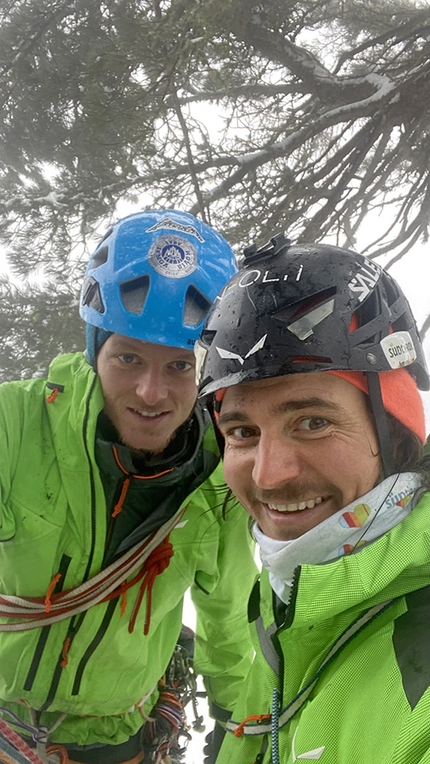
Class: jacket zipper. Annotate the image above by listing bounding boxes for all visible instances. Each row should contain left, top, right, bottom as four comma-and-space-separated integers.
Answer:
24, 554, 72, 692
40, 376, 100, 711
71, 599, 118, 695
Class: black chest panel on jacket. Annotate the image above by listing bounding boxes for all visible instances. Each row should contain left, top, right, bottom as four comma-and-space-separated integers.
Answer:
95, 407, 218, 565
392, 583, 430, 710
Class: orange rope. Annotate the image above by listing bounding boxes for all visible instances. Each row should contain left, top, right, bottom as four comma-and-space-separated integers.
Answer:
60, 636, 71, 668
111, 477, 131, 517
46, 744, 69, 763
233, 713, 271, 738
112, 446, 174, 480
44, 573, 62, 613
46, 387, 59, 403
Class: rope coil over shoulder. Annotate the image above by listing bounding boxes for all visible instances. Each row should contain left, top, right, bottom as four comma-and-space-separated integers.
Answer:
0, 508, 186, 634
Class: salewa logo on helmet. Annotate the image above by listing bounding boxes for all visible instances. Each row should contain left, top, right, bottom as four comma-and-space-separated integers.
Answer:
216, 334, 267, 365
146, 218, 205, 242
348, 261, 381, 303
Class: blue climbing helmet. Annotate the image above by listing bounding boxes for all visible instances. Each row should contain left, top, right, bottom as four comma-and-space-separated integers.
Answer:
80, 210, 237, 364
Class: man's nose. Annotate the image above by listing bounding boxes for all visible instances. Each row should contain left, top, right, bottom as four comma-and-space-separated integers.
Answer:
251, 434, 302, 490
135, 369, 168, 406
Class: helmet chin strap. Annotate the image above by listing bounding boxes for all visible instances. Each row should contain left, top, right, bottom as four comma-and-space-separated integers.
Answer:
366, 371, 395, 479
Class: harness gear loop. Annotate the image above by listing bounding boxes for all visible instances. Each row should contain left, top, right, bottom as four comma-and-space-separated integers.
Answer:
227, 598, 398, 739
233, 714, 271, 738
141, 631, 203, 763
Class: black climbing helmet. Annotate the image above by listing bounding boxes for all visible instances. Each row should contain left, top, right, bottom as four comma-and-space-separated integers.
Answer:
197, 233, 429, 397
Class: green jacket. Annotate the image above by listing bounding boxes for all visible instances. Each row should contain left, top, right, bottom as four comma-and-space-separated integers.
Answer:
217, 493, 430, 764
0, 353, 257, 746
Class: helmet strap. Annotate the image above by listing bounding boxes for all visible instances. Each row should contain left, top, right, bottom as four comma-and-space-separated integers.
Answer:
365, 371, 395, 478
207, 397, 225, 456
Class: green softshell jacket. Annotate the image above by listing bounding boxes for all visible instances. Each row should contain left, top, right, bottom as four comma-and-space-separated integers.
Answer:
0, 353, 257, 746
217, 493, 430, 764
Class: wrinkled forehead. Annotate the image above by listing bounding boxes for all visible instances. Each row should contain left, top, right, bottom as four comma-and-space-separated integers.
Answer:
219, 371, 369, 418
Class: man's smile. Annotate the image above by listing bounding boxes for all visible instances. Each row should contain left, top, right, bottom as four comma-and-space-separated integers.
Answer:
129, 407, 170, 419
265, 497, 324, 513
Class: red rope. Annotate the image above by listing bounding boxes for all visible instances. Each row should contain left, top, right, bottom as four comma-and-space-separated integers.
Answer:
128, 537, 174, 635
0, 718, 46, 764
0, 509, 185, 631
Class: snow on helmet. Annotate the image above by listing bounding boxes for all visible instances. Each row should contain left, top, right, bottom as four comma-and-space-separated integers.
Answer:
80, 209, 237, 357
197, 233, 429, 397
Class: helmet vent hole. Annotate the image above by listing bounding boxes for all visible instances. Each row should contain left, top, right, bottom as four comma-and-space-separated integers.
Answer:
91, 246, 109, 269
200, 329, 216, 347
183, 284, 212, 327
120, 275, 150, 315
81, 276, 105, 314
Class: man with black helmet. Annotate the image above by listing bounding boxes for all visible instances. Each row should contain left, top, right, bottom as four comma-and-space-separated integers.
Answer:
0, 211, 256, 764
197, 234, 430, 764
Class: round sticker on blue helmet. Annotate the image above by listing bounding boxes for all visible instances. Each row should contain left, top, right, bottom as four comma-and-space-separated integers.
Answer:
148, 234, 197, 278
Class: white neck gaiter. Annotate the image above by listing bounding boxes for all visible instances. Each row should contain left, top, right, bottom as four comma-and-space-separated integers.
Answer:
253, 472, 423, 605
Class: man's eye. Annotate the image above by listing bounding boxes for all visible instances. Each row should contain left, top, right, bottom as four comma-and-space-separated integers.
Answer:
171, 361, 193, 371
227, 426, 257, 440
119, 354, 137, 364
300, 417, 328, 431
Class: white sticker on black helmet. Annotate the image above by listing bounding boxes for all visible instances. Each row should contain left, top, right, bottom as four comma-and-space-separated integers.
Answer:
380, 331, 417, 369
148, 235, 197, 278
347, 261, 381, 303
287, 299, 335, 341
146, 218, 205, 242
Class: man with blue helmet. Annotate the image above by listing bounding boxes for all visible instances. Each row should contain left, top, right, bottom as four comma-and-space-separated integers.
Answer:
0, 211, 256, 764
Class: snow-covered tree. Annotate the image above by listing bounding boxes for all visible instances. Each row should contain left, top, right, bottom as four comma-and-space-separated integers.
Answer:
0, 0, 429, 379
